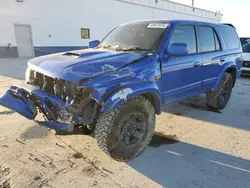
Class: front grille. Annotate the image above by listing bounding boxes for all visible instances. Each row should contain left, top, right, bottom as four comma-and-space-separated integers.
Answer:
28, 70, 77, 100
243, 61, 250, 67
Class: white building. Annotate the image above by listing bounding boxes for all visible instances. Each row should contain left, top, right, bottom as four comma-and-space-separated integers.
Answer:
0, 0, 223, 58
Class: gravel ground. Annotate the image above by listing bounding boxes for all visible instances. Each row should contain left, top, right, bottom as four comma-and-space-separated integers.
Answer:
0, 58, 250, 188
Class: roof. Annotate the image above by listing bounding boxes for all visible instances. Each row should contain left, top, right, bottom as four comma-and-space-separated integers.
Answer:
125, 19, 226, 26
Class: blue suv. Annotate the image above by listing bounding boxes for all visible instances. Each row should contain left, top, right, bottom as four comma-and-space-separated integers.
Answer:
0, 20, 242, 161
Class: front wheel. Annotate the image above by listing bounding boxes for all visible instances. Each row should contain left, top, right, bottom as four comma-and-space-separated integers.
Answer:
206, 72, 233, 110
95, 96, 155, 161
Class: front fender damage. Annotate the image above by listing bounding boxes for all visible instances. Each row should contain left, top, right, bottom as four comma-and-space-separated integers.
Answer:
79, 54, 162, 109
100, 82, 162, 113
0, 54, 162, 131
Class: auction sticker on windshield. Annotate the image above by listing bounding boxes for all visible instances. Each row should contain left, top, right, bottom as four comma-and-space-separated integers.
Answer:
147, 23, 169, 29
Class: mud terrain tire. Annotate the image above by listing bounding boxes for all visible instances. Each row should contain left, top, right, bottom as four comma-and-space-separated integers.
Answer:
206, 72, 233, 110
95, 96, 155, 161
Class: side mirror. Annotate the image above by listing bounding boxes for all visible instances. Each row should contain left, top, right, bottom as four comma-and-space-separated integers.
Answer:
167, 43, 188, 56
89, 40, 100, 48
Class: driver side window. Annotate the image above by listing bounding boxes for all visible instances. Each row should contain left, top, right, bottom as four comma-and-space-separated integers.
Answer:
169, 25, 197, 54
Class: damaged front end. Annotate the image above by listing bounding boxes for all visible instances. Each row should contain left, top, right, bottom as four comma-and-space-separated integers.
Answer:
0, 70, 97, 132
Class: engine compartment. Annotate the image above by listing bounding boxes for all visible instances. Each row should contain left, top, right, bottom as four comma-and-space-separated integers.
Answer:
26, 69, 98, 127
27, 69, 79, 100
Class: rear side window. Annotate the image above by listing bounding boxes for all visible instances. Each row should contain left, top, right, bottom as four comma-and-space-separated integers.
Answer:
169, 25, 197, 54
218, 25, 240, 50
198, 26, 220, 52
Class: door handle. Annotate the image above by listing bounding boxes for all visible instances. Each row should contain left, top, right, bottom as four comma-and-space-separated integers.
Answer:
194, 62, 201, 67
220, 58, 225, 62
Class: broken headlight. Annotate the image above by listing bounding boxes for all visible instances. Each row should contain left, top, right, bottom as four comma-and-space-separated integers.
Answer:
25, 67, 36, 84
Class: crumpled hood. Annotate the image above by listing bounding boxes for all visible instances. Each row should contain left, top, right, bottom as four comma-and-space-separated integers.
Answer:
28, 48, 147, 82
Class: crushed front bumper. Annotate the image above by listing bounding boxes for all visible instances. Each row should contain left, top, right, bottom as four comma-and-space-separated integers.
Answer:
0, 83, 70, 131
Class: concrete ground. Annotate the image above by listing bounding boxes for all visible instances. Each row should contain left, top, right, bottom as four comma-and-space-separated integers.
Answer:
0, 58, 250, 188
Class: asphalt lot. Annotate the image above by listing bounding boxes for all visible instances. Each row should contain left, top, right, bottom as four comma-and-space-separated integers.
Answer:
0, 58, 250, 188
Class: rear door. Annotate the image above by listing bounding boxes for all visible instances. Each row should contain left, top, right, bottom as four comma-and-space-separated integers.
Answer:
161, 25, 202, 105
197, 25, 222, 92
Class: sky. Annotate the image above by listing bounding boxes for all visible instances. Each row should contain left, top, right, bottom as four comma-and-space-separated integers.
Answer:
172, 0, 250, 37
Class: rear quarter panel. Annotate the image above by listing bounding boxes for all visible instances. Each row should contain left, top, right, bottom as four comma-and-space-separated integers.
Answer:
212, 25, 242, 90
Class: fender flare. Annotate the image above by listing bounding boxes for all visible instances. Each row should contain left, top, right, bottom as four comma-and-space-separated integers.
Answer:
100, 82, 162, 114
214, 63, 236, 90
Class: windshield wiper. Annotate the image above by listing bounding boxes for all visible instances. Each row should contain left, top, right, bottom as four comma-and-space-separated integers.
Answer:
119, 47, 152, 52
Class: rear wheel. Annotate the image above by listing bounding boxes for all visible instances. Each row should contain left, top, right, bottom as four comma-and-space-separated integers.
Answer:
206, 72, 233, 110
95, 96, 155, 161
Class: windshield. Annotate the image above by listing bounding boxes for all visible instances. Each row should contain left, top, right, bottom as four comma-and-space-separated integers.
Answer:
97, 22, 168, 52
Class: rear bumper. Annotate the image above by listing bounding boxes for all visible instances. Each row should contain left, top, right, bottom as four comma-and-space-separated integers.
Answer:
0, 83, 70, 131
241, 67, 250, 75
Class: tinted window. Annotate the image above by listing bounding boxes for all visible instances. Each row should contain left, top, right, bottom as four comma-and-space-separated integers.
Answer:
198, 26, 216, 52
169, 25, 197, 54
240, 38, 250, 46
218, 25, 240, 50
243, 43, 250, 53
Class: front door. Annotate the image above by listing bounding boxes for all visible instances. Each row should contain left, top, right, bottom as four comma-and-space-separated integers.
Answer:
14, 24, 34, 57
160, 25, 202, 105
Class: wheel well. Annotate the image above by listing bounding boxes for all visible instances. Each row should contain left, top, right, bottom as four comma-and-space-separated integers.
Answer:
141, 93, 161, 115
226, 67, 236, 87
